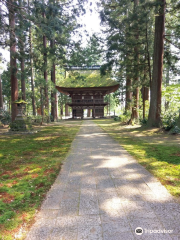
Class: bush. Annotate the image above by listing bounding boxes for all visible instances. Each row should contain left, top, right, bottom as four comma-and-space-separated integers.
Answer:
0, 109, 11, 125
162, 111, 178, 131
169, 126, 180, 134
140, 118, 148, 125
114, 116, 121, 121
120, 110, 132, 123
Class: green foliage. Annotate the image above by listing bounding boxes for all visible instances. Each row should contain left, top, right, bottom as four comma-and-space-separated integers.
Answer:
120, 110, 132, 123
162, 111, 178, 131
0, 109, 11, 125
114, 116, 121, 121
139, 100, 150, 120
67, 34, 103, 66
140, 118, 148, 125
169, 126, 180, 134
59, 70, 118, 88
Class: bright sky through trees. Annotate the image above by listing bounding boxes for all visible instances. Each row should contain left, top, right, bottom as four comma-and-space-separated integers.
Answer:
0, 0, 102, 70
74, 0, 102, 47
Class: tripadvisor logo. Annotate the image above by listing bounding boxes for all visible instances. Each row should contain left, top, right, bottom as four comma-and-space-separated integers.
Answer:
135, 227, 143, 235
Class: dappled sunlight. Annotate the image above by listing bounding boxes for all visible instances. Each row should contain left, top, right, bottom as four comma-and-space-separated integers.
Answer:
9, 138, 22, 143
23, 120, 180, 240
95, 157, 127, 169
34, 136, 58, 141
0, 120, 81, 239
100, 197, 123, 214
78, 132, 107, 138
28, 167, 42, 174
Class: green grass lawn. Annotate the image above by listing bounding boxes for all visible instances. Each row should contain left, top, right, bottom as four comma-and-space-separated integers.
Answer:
94, 119, 180, 200
0, 121, 81, 240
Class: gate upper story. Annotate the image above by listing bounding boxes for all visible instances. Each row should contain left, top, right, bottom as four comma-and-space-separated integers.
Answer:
55, 66, 119, 118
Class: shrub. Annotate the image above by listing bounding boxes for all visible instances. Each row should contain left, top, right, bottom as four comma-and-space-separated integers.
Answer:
140, 118, 148, 125
0, 109, 11, 125
114, 116, 121, 121
162, 111, 178, 131
120, 110, 132, 123
169, 126, 180, 134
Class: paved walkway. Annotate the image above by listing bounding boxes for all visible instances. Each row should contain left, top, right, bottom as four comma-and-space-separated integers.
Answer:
26, 121, 180, 240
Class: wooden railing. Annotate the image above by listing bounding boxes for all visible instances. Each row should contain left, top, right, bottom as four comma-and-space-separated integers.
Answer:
72, 99, 104, 104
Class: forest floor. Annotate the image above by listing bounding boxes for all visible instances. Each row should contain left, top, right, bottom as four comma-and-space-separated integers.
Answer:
0, 120, 82, 240
94, 119, 180, 202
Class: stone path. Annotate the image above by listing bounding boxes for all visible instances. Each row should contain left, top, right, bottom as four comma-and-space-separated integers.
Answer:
26, 121, 180, 240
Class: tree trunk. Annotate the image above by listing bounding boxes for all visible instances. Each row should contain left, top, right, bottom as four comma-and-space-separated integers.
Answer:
8, 0, 18, 122
28, 0, 36, 115
42, 7, 49, 117
19, 0, 26, 101
50, 40, 57, 121
132, 88, 139, 119
40, 87, 44, 116
43, 35, 48, 109
20, 46, 26, 100
65, 103, 69, 116
61, 104, 63, 117
147, 0, 165, 127
30, 40, 36, 115
125, 76, 132, 111
165, 64, 170, 110
132, 0, 139, 121
145, 16, 152, 88
142, 87, 149, 119
125, 10, 132, 112
0, 75, 3, 109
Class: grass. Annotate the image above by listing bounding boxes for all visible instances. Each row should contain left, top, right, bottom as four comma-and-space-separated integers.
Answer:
94, 119, 180, 200
0, 121, 81, 240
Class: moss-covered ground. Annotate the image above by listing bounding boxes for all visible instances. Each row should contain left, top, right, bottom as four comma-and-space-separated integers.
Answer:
94, 119, 180, 201
0, 121, 81, 240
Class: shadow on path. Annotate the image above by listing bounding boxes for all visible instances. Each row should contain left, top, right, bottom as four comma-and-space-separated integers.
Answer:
26, 121, 180, 240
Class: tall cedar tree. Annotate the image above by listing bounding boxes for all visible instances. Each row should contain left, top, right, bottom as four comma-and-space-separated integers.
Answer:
18, 0, 26, 101
28, 0, 36, 115
131, 0, 139, 120
7, 0, 18, 122
147, 0, 166, 127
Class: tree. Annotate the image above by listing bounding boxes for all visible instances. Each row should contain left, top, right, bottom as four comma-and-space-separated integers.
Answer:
147, 0, 166, 127
1, 66, 11, 112
28, 0, 36, 115
99, 0, 155, 121
7, 0, 18, 122
131, 0, 139, 121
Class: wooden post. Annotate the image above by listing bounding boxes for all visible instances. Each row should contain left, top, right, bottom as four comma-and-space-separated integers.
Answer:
87, 109, 91, 117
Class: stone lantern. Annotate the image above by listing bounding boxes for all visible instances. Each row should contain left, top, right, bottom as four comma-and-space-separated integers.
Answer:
10, 99, 32, 132
15, 100, 27, 120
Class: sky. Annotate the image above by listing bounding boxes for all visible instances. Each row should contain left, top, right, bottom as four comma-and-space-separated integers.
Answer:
80, 1, 101, 35
0, 0, 102, 72
74, 1, 102, 46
